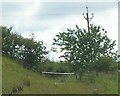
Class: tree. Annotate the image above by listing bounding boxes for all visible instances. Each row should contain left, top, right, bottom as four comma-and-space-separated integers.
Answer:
52, 24, 116, 80
1, 26, 48, 70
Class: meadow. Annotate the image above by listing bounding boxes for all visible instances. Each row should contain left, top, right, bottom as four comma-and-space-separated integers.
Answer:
2, 56, 118, 94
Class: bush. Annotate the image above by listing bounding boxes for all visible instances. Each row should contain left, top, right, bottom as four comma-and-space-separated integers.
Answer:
46, 65, 54, 72
92, 56, 117, 74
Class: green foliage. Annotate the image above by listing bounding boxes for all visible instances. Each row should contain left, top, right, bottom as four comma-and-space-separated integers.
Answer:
43, 62, 72, 73
55, 64, 70, 73
53, 24, 117, 73
92, 56, 117, 73
1, 26, 48, 70
2, 56, 118, 94
45, 64, 55, 72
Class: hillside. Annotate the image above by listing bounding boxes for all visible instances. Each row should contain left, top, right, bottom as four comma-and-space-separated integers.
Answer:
2, 56, 58, 94
2, 56, 118, 94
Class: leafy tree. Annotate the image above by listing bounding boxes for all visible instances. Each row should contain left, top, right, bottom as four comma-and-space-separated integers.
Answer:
1, 26, 48, 70
53, 24, 116, 80
2, 26, 12, 57
118, 55, 120, 70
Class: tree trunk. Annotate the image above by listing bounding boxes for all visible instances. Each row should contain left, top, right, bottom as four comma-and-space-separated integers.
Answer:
79, 69, 83, 81
95, 71, 99, 77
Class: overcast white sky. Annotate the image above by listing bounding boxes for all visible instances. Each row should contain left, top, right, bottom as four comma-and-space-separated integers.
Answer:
1, 0, 119, 61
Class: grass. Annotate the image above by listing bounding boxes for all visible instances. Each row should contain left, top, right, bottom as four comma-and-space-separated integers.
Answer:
2, 56, 118, 94
0, 56, 2, 96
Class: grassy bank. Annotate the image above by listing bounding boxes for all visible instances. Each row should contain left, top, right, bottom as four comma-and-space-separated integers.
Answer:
2, 56, 118, 94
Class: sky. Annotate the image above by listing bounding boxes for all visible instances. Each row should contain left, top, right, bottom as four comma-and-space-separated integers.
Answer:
1, 0, 119, 61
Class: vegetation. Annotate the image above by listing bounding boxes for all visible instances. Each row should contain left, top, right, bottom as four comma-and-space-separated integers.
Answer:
52, 24, 117, 80
2, 56, 118, 94
1, 10, 118, 94
92, 56, 118, 76
2, 26, 48, 70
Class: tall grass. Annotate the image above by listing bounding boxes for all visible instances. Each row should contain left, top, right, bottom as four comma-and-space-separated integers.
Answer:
0, 56, 2, 96
2, 56, 118, 94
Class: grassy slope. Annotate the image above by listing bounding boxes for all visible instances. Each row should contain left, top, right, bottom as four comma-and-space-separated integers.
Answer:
2, 56, 118, 94
0, 56, 2, 95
